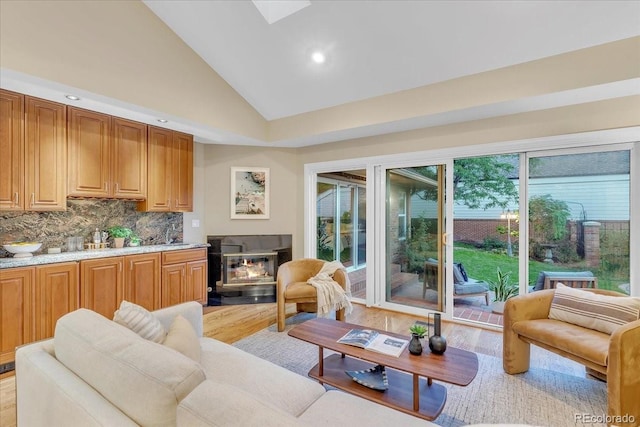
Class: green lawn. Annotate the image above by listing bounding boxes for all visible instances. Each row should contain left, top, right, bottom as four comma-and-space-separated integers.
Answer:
453, 244, 624, 292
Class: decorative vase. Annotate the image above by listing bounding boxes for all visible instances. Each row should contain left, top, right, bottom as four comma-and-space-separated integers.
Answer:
428, 313, 447, 355
408, 333, 423, 355
113, 237, 125, 248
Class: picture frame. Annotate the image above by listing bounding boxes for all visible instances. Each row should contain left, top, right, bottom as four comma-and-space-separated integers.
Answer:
230, 167, 270, 219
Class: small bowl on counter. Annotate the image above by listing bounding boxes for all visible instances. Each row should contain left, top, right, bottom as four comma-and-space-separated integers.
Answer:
3, 242, 43, 258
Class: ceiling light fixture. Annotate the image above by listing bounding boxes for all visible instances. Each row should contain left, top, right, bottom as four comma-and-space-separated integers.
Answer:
157, 119, 168, 123
65, 95, 80, 101
311, 51, 326, 64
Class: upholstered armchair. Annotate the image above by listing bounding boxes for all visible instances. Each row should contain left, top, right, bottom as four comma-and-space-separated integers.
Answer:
276, 258, 347, 332
503, 288, 640, 425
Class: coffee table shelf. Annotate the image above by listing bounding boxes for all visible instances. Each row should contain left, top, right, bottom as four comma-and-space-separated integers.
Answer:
288, 317, 478, 421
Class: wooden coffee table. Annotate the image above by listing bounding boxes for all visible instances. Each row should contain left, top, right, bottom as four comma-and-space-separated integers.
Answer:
288, 317, 478, 421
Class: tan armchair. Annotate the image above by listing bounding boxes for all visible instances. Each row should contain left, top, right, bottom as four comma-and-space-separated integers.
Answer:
276, 258, 347, 332
503, 289, 640, 425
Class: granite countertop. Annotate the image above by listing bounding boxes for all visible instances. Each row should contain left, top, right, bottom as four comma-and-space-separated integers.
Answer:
0, 243, 209, 269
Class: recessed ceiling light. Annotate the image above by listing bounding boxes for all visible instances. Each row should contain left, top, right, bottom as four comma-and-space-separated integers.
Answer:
311, 51, 326, 64
65, 95, 80, 101
157, 119, 168, 123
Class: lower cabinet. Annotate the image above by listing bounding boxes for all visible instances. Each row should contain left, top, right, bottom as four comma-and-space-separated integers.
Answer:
125, 253, 161, 311
161, 249, 207, 307
35, 262, 79, 340
80, 253, 162, 317
80, 257, 124, 319
0, 267, 35, 372
0, 247, 204, 371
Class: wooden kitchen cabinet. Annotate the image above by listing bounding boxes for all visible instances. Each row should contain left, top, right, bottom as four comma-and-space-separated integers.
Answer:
138, 126, 193, 212
0, 90, 66, 211
80, 257, 124, 319
0, 267, 34, 373
161, 248, 207, 307
25, 96, 67, 210
68, 107, 147, 199
124, 253, 161, 311
35, 262, 79, 340
0, 89, 24, 211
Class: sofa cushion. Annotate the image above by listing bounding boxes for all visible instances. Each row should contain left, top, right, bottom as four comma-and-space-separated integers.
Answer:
113, 300, 166, 343
199, 338, 326, 416
177, 380, 305, 427
512, 318, 609, 366
163, 314, 201, 362
299, 390, 433, 426
55, 309, 206, 426
549, 284, 640, 334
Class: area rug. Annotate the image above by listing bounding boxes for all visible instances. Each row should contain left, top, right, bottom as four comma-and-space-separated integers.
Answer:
233, 314, 608, 427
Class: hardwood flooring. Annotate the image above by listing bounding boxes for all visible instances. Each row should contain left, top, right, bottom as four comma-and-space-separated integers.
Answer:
0, 302, 513, 426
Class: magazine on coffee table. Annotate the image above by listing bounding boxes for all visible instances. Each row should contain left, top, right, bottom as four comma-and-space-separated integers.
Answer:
337, 329, 408, 357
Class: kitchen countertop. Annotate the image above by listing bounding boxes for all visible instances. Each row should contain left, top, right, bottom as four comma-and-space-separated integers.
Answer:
0, 243, 209, 269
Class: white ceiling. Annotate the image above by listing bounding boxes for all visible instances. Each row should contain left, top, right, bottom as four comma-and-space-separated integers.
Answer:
143, 0, 640, 120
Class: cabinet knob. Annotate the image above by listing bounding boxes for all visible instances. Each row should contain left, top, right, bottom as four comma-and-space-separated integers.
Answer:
30, 193, 34, 207
14, 192, 18, 207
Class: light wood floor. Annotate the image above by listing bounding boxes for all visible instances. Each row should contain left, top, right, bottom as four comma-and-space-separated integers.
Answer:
0, 302, 506, 426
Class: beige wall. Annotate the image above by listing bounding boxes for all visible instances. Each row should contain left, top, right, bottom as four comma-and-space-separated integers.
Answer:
0, 0, 266, 140
204, 145, 300, 252
204, 96, 640, 258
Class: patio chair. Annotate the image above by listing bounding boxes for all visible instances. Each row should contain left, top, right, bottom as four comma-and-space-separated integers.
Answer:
531, 270, 597, 291
423, 260, 490, 305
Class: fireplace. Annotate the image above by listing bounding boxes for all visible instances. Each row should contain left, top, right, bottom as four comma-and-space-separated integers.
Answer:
207, 235, 292, 305
222, 252, 277, 286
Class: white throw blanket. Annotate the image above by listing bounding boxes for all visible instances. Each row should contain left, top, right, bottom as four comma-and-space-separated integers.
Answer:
307, 261, 353, 317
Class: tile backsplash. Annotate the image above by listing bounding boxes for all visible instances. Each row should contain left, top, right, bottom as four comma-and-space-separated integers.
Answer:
0, 200, 182, 257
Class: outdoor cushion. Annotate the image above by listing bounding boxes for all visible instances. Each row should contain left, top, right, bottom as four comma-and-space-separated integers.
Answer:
532, 271, 594, 291
454, 282, 490, 295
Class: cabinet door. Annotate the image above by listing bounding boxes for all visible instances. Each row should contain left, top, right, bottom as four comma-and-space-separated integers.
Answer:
35, 262, 79, 340
125, 253, 161, 311
25, 96, 66, 210
0, 267, 34, 367
80, 257, 123, 319
0, 89, 24, 211
161, 263, 185, 308
67, 107, 111, 198
139, 126, 172, 211
172, 131, 193, 212
112, 118, 147, 199
186, 260, 207, 304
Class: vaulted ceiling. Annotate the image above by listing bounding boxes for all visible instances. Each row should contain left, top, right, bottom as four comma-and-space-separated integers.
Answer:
1, 1, 639, 147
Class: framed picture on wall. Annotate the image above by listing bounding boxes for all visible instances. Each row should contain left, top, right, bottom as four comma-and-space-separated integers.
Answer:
230, 167, 270, 219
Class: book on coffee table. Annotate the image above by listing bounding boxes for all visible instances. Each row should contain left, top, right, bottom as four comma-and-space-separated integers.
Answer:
337, 329, 408, 357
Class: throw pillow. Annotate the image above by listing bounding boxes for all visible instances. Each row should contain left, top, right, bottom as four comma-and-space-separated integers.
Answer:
113, 300, 166, 343
549, 283, 640, 334
163, 315, 201, 362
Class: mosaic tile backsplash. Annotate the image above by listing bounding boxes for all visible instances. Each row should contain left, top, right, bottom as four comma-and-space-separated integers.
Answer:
0, 200, 183, 258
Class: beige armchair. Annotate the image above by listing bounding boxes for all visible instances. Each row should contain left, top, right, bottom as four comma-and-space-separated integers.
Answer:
503, 289, 640, 425
276, 258, 347, 332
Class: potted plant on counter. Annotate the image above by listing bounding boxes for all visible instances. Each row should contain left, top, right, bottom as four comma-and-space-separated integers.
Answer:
129, 234, 141, 247
108, 226, 132, 248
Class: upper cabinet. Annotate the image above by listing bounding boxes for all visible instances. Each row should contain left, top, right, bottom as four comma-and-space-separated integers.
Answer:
0, 89, 24, 211
0, 89, 67, 211
67, 107, 147, 199
138, 126, 193, 212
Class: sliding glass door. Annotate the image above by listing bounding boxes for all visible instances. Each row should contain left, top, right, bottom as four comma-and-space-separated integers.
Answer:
384, 165, 446, 311
316, 173, 366, 270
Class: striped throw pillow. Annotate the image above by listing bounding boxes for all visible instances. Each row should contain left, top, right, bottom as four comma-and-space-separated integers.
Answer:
113, 300, 166, 343
549, 283, 640, 335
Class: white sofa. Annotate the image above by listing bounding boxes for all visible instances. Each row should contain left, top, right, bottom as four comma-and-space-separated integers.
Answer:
16, 301, 438, 427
